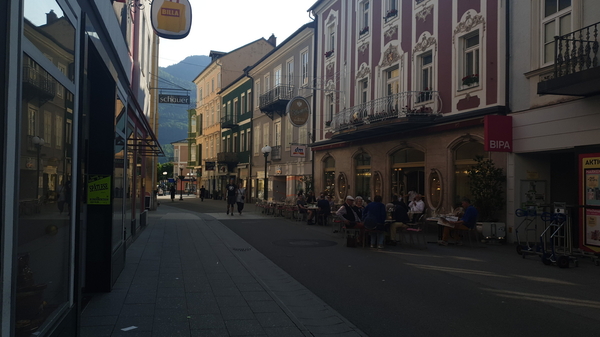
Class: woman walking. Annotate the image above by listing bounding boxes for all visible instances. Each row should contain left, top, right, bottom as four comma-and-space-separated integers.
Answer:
236, 183, 246, 215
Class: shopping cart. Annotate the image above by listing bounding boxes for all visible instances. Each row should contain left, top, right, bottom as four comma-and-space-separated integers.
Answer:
515, 207, 542, 257
539, 211, 577, 268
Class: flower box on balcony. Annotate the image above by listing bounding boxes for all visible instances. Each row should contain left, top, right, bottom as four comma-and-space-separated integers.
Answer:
325, 121, 331, 127
324, 50, 334, 58
359, 26, 369, 36
384, 9, 398, 20
461, 74, 479, 87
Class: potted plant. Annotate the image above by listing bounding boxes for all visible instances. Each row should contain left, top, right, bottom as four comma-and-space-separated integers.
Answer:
466, 156, 506, 243
324, 50, 334, 58
359, 26, 369, 36
384, 9, 398, 20
462, 74, 479, 86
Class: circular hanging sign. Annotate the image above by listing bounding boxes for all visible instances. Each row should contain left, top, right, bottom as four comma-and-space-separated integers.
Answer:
287, 96, 310, 127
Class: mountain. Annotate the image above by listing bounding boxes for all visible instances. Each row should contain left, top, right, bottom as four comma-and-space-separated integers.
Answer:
157, 56, 209, 162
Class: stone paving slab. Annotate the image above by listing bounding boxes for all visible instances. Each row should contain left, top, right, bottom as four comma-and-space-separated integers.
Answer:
81, 204, 365, 337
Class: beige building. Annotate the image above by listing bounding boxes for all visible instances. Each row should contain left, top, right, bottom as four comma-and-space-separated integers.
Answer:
192, 37, 275, 198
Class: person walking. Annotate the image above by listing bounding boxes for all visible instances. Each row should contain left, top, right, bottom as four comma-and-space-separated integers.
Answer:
236, 183, 246, 215
199, 185, 206, 201
225, 178, 237, 216
169, 185, 176, 202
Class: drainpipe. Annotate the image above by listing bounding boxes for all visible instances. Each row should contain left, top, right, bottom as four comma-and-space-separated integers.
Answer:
504, 0, 510, 114
310, 13, 318, 193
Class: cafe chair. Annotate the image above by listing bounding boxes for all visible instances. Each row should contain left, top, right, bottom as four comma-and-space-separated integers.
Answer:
405, 213, 428, 249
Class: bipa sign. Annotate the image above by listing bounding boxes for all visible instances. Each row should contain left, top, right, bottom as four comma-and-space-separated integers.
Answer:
484, 115, 512, 152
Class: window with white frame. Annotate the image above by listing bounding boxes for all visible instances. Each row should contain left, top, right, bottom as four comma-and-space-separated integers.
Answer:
286, 59, 294, 87
241, 93, 246, 114
246, 129, 251, 152
461, 31, 480, 88
264, 74, 270, 92
240, 130, 245, 151
274, 67, 281, 88
328, 24, 336, 53
542, 0, 571, 65
301, 51, 309, 85
385, 0, 398, 20
255, 79, 261, 107
386, 66, 400, 96
274, 121, 281, 148
254, 125, 260, 154
326, 93, 334, 122
360, 1, 370, 35
234, 98, 239, 117
419, 52, 433, 92
359, 79, 368, 104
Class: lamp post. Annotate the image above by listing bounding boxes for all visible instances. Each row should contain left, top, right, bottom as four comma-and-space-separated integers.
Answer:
179, 167, 184, 200
162, 171, 167, 193
261, 145, 271, 201
32, 136, 45, 199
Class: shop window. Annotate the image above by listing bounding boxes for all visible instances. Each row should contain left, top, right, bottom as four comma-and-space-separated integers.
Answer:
324, 157, 336, 196
355, 153, 371, 199
391, 148, 425, 199
453, 141, 485, 205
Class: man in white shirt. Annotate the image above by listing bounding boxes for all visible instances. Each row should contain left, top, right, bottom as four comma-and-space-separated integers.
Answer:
408, 194, 425, 222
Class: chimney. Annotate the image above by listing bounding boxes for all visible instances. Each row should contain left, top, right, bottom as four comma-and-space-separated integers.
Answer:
267, 34, 277, 47
46, 10, 58, 24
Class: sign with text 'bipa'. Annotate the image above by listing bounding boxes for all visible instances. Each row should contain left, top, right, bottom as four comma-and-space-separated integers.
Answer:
484, 115, 512, 152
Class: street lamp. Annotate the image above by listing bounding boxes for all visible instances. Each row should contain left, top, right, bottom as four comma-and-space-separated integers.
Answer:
162, 171, 167, 191
261, 145, 271, 201
179, 167, 184, 200
32, 136, 45, 198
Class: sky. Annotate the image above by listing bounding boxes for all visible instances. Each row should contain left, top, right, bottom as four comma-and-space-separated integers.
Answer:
159, 0, 319, 68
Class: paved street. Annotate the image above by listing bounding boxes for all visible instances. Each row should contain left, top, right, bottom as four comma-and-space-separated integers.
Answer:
82, 195, 600, 336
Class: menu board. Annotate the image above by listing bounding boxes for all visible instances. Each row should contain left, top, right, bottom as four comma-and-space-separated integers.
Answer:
585, 169, 600, 206
585, 208, 600, 247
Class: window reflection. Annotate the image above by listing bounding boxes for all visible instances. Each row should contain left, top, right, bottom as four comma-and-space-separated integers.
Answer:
17, 54, 73, 336
23, 0, 75, 82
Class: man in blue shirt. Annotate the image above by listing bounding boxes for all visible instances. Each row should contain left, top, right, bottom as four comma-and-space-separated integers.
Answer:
439, 198, 478, 246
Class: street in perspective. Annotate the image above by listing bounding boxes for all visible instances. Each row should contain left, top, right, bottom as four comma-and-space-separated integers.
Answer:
81, 195, 600, 337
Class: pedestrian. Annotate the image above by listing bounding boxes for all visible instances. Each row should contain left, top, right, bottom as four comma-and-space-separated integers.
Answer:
225, 178, 237, 216
362, 195, 387, 249
170, 185, 176, 202
236, 183, 246, 215
199, 185, 206, 201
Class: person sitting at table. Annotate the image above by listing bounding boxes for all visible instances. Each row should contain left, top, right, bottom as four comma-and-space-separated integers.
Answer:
362, 195, 387, 249
438, 198, 478, 246
306, 190, 317, 203
336, 196, 363, 229
297, 194, 315, 225
408, 193, 425, 223
354, 196, 365, 219
388, 195, 410, 246
316, 193, 331, 226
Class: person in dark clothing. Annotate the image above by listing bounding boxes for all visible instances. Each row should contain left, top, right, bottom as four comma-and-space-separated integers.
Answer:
335, 196, 363, 229
388, 195, 410, 245
225, 178, 237, 216
199, 185, 206, 201
306, 190, 317, 203
362, 195, 387, 248
316, 192, 331, 226
170, 185, 176, 202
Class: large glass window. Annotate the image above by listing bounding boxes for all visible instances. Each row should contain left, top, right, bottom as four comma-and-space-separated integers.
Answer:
17, 54, 74, 335
355, 153, 371, 199
454, 141, 485, 205
323, 157, 335, 196
391, 148, 425, 200
461, 32, 480, 88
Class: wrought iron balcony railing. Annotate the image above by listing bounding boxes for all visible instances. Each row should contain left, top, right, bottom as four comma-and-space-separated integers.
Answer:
22, 66, 56, 101
554, 21, 599, 79
259, 85, 295, 110
221, 114, 237, 128
330, 91, 441, 132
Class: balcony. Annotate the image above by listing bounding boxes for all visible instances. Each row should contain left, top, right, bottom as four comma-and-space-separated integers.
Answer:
329, 91, 441, 141
217, 151, 238, 164
538, 21, 600, 96
221, 114, 237, 129
259, 85, 296, 119
22, 66, 56, 104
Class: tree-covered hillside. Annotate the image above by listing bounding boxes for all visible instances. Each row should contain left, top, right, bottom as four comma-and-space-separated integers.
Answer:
157, 55, 209, 162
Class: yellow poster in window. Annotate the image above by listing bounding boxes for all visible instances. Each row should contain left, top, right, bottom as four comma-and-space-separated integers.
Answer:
157, 0, 186, 33
88, 175, 111, 205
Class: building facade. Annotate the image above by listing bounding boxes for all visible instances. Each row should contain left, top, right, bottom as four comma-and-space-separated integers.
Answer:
508, 0, 600, 244
248, 23, 316, 201
308, 0, 508, 215
193, 39, 275, 199
1, 0, 161, 335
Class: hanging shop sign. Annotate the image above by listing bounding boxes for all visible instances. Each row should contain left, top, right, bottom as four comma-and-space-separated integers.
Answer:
287, 96, 310, 127
579, 154, 600, 251
205, 161, 215, 171
87, 175, 111, 205
159, 94, 190, 104
484, 115, 512, 152
151, 0, 193, 39
291, 145, 306, 157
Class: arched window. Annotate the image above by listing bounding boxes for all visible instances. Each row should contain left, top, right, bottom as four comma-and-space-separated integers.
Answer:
391, 148, 424, 200
355, 153, 371, 199
323, 157, 335, 196
454, 141, 485, 205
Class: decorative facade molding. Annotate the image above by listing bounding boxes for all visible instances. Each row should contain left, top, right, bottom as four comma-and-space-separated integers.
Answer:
326, 63, 335, 71
416, 4, 433, 22
412, 34, 437, 58
384, 25, 398, 39
453, 11, 486, 41
381, 45, 400, 68
359, 42, 369, 53
356, 63, 370, 79
326, 80, 336, 92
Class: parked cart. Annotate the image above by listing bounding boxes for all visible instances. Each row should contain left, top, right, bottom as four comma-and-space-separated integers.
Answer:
515, 207, 542, 257
539, 204, 578, 268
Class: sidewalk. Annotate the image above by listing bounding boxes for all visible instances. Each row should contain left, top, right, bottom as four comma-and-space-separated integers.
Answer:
80, 199, 366, 337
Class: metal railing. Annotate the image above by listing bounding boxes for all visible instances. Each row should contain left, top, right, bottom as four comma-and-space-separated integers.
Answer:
22, 66, 56, 97
554, 21, 599, 79
330, 91, 441, 132
259, 85, 296, 108
220, 114, 236, 126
